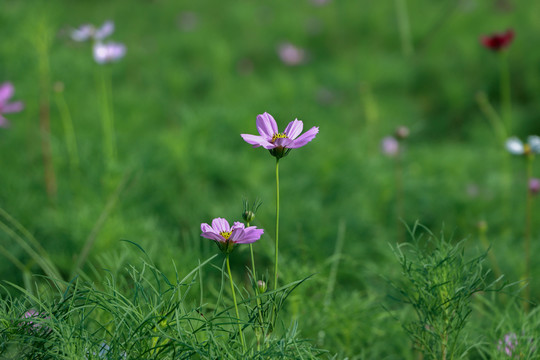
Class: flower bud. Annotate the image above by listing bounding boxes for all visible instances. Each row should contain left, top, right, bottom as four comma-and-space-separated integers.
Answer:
257, 280, 267, 293
242, 210, 255, 223
477, 220, 488, 233
395, 126, 410, 140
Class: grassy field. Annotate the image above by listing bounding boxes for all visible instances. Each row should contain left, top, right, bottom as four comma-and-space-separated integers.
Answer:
1, 0, 540, 358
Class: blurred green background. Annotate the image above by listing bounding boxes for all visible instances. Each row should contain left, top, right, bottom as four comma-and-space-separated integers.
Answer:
1, 0, 540, 357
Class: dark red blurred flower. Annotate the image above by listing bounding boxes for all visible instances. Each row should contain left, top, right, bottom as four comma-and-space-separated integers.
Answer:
480, 29, 514, 51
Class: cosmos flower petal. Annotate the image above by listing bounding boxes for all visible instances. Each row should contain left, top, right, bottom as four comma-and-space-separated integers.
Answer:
235, 227, 264, 244
201, 223, 213, 232
288, 126, 319, 148
284, 119, 303, 140
94, 20, 115, 40
232, 222, 245, 230
212, 217, 230, 233
527, 135, 540, 153
256, 112, 278, 138
2, 101, 24, 113
0, 82, 14, 103
201, 231, 225, 242
240, 134, 274, 148
506, 137, 524, 154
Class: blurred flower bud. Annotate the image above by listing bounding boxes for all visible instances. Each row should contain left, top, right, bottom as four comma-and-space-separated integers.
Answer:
477, 220, 488, 233
395, 126, 410, 140
257, 280, 267, 293
529, 178, 540, 195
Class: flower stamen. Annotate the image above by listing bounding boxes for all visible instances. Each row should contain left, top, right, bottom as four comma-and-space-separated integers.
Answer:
271, 133, 288, 143
220, 231, 232, 240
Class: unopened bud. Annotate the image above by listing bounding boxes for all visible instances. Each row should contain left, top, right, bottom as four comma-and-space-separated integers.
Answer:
242, 210, 255, 223
257, 280, 267, 293
395, 126, 410, 140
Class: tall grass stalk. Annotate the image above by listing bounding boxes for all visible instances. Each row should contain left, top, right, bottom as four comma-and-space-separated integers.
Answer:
394, 0, 414, 57
323, 219, 346, 310
31, 20, 57, 201
53, 83, 79, 172
70, 170, 132, 277
499, 52, 512, 135
97, 66, 117, 169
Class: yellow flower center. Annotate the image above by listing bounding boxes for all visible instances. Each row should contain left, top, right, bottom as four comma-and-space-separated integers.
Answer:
220, 231, 232, 240
524, 144, 532, 155
271, 133, 288, 143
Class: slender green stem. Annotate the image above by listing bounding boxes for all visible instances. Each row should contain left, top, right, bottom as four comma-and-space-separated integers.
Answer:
500, 52, 512, 135
226, 254, 246, 351
274, 158, 280, 290
524, 155, 533, 311
54, 88, 80, 171
248, 222, 265, 350
98, 66, 117, 168
394, 0, 413, 57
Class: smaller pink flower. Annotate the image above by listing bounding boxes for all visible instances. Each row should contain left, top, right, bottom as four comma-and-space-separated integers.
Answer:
93, 41, 126, 64
0, 82, 24, 128
381, 136, 399, 157
529, 178, 540, 195
498, 332, 518, 356
201, 217, 264, 253
277, 43, 306, 66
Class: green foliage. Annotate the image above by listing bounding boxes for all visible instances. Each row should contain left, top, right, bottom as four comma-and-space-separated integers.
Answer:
389, 224, 503, 359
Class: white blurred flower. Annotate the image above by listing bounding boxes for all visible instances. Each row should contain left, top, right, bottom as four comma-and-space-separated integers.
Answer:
93, 41, 126, 64
277, 42, 306, 66
506, 136, 540, 155
72, 20, 114, 42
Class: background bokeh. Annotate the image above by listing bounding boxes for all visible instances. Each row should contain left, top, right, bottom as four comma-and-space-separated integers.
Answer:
1, 0, 540, 357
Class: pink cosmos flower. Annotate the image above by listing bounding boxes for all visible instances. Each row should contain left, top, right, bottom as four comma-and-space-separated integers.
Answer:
481, 29, 514, 52
529, 178, 540, 195
20, 309, 50, 334
277, 43, 306, 66
498, 332, 518, 356
93, 41, 126, 64
201, 217, 264, 253
241, 112, 319, 158
0, 82, 24, 127
72, 20, 115, 42
381, 136, 399, 157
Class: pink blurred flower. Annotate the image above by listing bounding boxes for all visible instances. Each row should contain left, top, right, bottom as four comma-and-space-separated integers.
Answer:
72, 20, 114, 42
381, 136, 399, 157
529, 178, 540, 195
201, 217, 264, 253
0, 82, 24, 127
20, 309, 50, 334
241, 112, 319, 158
498, 332, 518, 356
93, 41, 126, 64
481, 29, 514, 52
278, 42, 306, 66
311, 0, 331, 5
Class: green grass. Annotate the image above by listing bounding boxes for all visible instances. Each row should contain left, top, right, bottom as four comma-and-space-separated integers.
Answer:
2, 0, 540, 358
